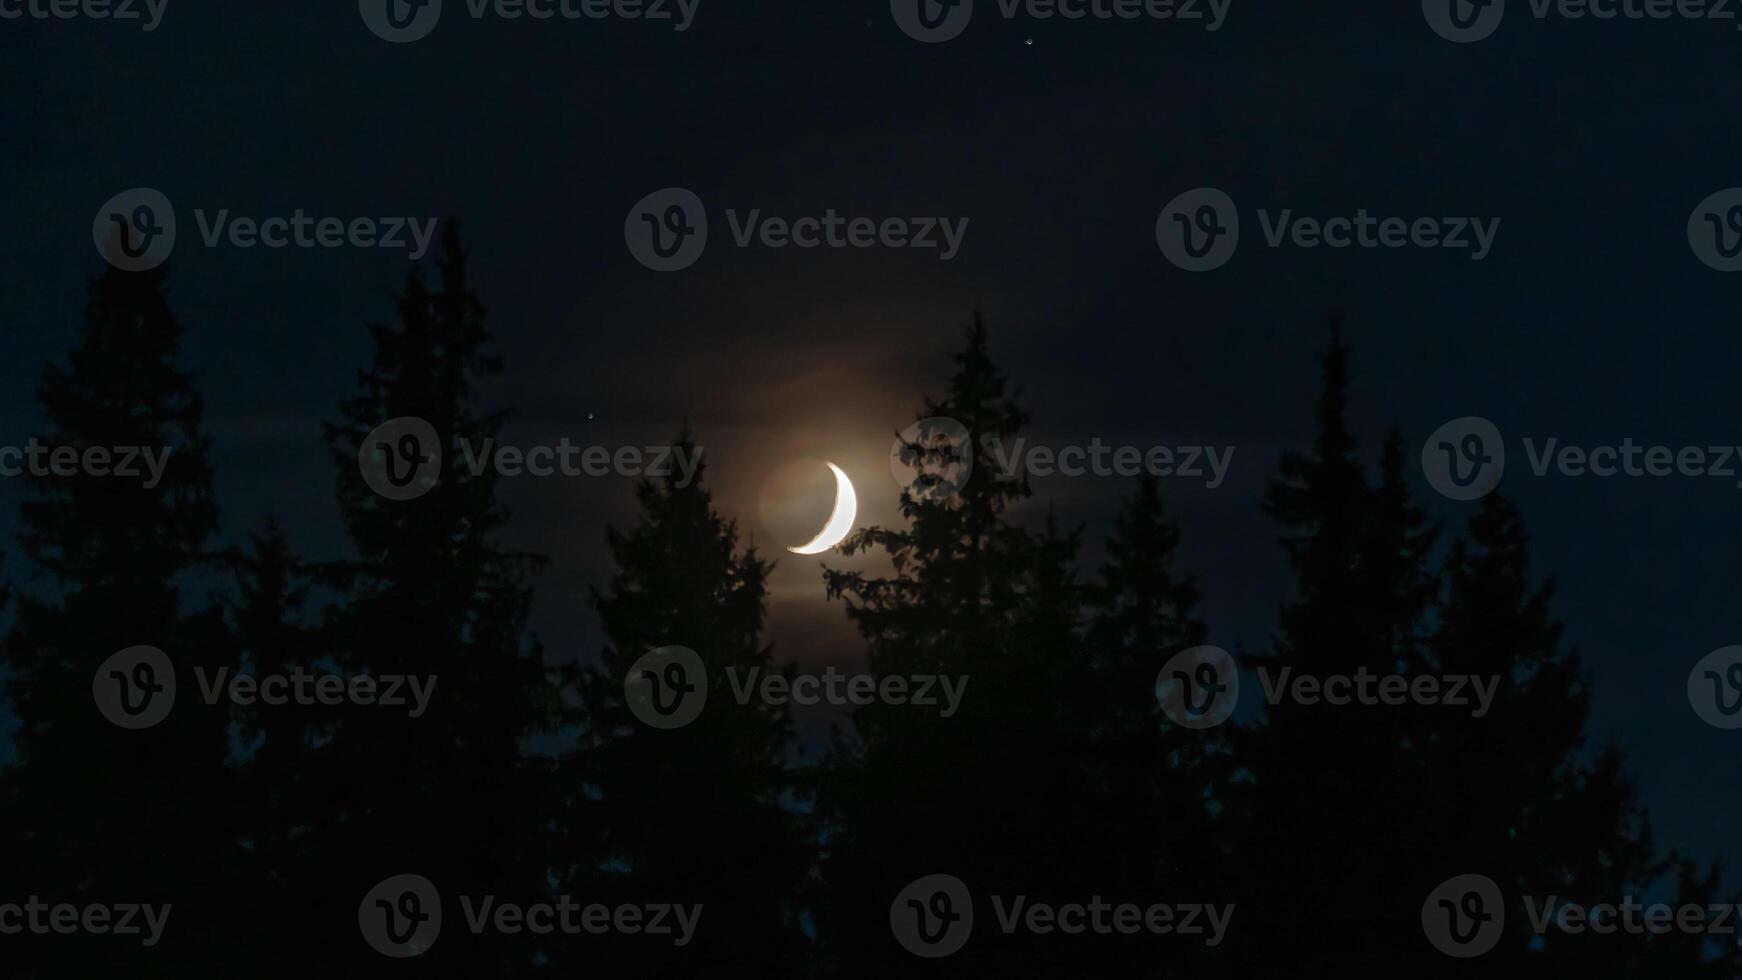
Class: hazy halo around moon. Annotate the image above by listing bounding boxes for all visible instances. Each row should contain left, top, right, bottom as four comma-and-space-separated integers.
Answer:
787, 462, 857, 555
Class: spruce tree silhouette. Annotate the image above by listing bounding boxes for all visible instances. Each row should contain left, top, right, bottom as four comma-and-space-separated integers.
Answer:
224, 521, 330, 980
0, 262, 238, 978
5, 267, 1731, 976
817, 313, 1033, 974
1232, 321, 1441, 970
316, 222, 556, 976
1080, 471, 1232, 974
1416, 492, 1739, 974
819, 314, 1162, 974
562, 432, 813, 976
1236, 324, 1736, 974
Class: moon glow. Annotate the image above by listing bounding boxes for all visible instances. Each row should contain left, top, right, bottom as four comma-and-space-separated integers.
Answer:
787, 462, 857, 555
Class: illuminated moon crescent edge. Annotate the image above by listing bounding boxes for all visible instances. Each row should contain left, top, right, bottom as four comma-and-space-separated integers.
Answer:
787, 462, 857, 555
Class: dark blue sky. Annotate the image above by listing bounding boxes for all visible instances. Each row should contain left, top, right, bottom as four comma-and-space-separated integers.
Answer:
4, 0, 1740, 876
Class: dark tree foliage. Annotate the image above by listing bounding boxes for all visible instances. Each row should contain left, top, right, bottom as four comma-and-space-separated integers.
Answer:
560, 435, 814, 976
0, 264, 236, 978
1080, 471, 1232, 973
1413, 493, 1738, 975
1, 262, 1728, 977
309, 222, 556, 977
1228, 323, 1442, 970
223, 521, 328, 979
1233, 325, 1730, 975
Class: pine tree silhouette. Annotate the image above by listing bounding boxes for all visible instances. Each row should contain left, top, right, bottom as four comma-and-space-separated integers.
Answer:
5, 264, 1731, 977
0, 263, 237, 978
819, 314, 1162, 974
1417, 492, 1739, 974
224, 521, 329, 980
1236, 323, 1735, 974
1079, 471, 1232, 974
314, 222, 556, 976
1231, 321, 1441, 970
561, 432, 814, 976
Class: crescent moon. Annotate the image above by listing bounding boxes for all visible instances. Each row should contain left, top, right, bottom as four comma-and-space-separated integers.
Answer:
787, 462, 858, 555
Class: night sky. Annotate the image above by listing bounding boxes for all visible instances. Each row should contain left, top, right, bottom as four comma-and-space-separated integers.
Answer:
4, 0, 1741, 879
